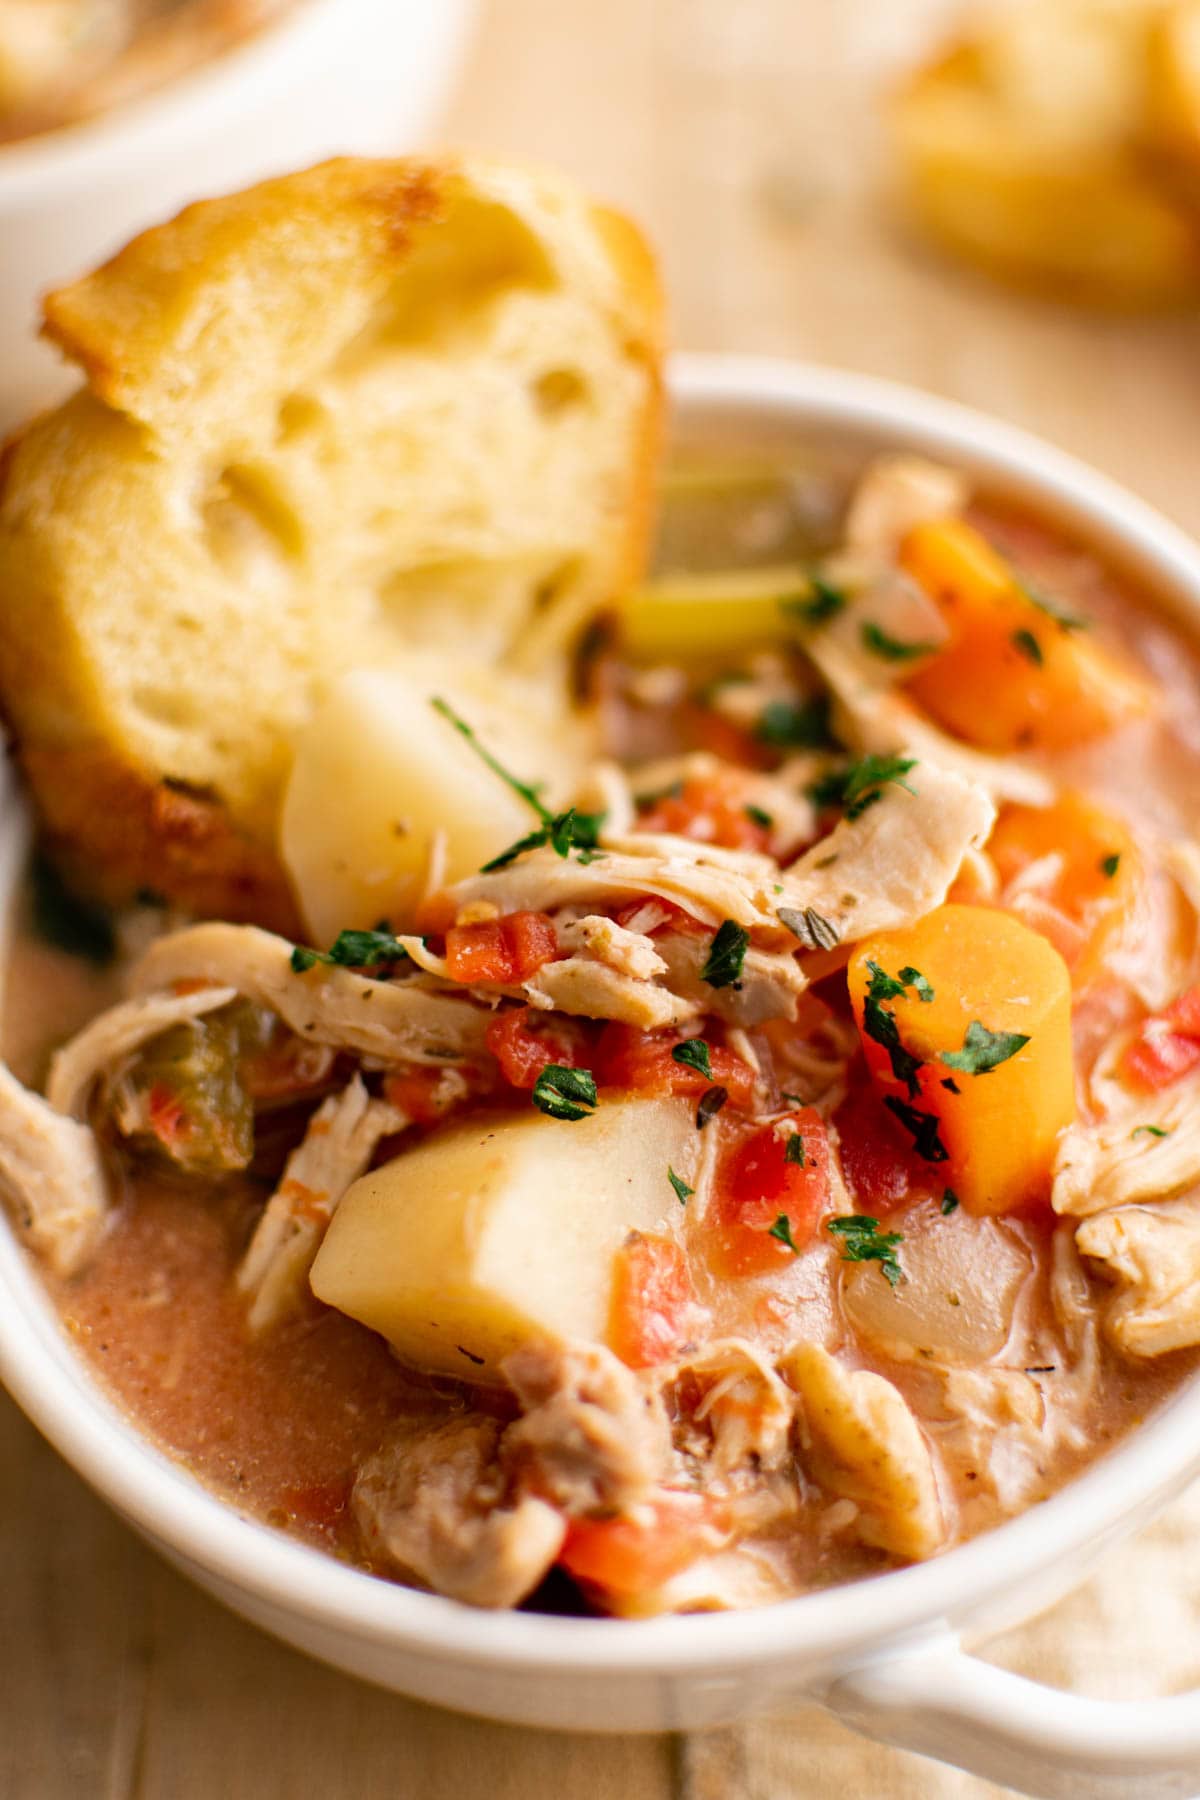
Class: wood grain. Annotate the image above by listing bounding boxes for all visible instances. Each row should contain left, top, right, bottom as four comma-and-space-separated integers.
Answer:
5, 1, 1200, 1796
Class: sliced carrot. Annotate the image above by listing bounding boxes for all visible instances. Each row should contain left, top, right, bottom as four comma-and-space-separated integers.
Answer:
559, 1490, 727, 1595
900, 517, 1153, 752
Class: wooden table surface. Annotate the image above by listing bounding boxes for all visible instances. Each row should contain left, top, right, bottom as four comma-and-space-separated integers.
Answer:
7, 2, 1200, 1795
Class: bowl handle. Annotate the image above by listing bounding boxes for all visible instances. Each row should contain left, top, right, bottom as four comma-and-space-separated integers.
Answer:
826, 1635, 1200, 1800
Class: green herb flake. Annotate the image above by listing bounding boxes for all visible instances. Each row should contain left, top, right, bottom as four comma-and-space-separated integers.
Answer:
701, 920, 750, 988
531, 1064, 598, 1122
671, 1039, 712, 1079
744, 803, 774, 829
883, 1095, 950, 1164
898, 966, 934, 1002
1100, 853, 1121, 879
30, 853, 116, 966
1011, 628, 1044, 667
696, 1085, 729, 1130
668, 1166, 694, 1205
811, 754, 918, 821
291, 928, 410, 974
755, 694, 833, 750
941, 1188, 960, 1215
779, 575, 848, 626
862, 962, 924, 1096
768, 1214, 802, 1254
941, 1020, 1031, 1076
778, 905, 841, 952
861, 621, 940, 663
827, 1214, 905, 1286
781, 1090, 805, 1105
783, 1132, 806, 1166
1131, 1124, 1171, 1140
1019, 578, 1089, 633
432, 695, 548, 818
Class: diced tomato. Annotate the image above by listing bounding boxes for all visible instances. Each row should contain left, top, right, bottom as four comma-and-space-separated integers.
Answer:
612, 897, 711, 940
444, 911, 558, 985
1124, 985, 1200, 1090
706, 1108, 832, 1277
595, 1023, 757, 1108
637, 776, 772, 853
485, 1006, 582, 1090
608, 1231, 698, 1368
382, 1066, 462, 1125
559, 1490, 728, 1596
277, 1477, 352, 1541
679, 700, 773, 770
833, 1080, 935, 1211
146, 1082, 188, 1151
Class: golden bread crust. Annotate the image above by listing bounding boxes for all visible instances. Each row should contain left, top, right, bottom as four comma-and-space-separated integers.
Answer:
0, 156, 665, 926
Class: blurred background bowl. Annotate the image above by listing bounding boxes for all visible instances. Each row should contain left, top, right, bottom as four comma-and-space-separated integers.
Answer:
0, 0, 478, 428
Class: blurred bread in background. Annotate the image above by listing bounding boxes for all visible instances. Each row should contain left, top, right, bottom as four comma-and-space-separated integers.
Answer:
892, 0, 1200, 308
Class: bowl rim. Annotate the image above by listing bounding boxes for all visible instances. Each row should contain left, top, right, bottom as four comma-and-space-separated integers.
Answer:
0, 0, 393, 199
4, 349, 1200, 1680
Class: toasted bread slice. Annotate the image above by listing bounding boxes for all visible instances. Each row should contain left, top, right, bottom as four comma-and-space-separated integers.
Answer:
0, 157, 664, 931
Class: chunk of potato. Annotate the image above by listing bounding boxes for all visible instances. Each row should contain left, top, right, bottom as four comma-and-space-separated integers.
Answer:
900, 517, 1153, 752
310, 1096, 700, 1382
280, 662, 590, 942
847, 904, 1075, 1216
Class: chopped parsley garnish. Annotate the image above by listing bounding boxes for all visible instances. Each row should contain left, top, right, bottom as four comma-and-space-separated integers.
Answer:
531, 1064, 598, 1121
941, 1020, 1031, 1075
701, 920, 749, 988
291, 928, 410, 973
1011, 627, 1044, 666
1100, 853, 1121, 879
672, 1039, 712, 1078
941, 1188, 960, 1215
778, 905, 840, 952
755, 694, 833, 749
696, 1086, 728, 1129
861, 621, 939, 663
810, 753, 918, 821
744, 803, 774, 829
883, 1095, 949, 1163
668, 1166, 694, 1205
827, 1214, 904, 1286
432, 696, 604, 871
30, 853, 116, 966
862, 961, 925, 1095
780, 575, 848, 625
769, 1215, 802, 1254
1131, 1124, 1171, 1140
1019, 578, 1088, 633
784, 1132, 806, 1166
898, 965, 935, 1003
781, 1090, 805, 1105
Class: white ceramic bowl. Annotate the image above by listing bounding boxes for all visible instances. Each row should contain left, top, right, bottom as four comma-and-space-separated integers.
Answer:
0, 0, 477, 427
3, 355, 1200, 1800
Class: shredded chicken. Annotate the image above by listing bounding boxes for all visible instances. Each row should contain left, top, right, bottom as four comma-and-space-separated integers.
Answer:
554, 914, 667, 982
1053, 1076, 1200, 1218
502, 1340, 671, 1514
523, 953, 697, 1030
661, 1338, 794, 1474
780, 758, 996, 946
781, 1341, 945, 1560
46, 984, 238, 1118
805, 633, 1055, 808
655, 933, 808, 1028
843, 455, 970, 557
237, 1077, 404, 1332
0, 1063, 109, 1275
1077, 1191, 1200, 1357
130, 924, 492, 1065
353, 1415, 565, 1609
